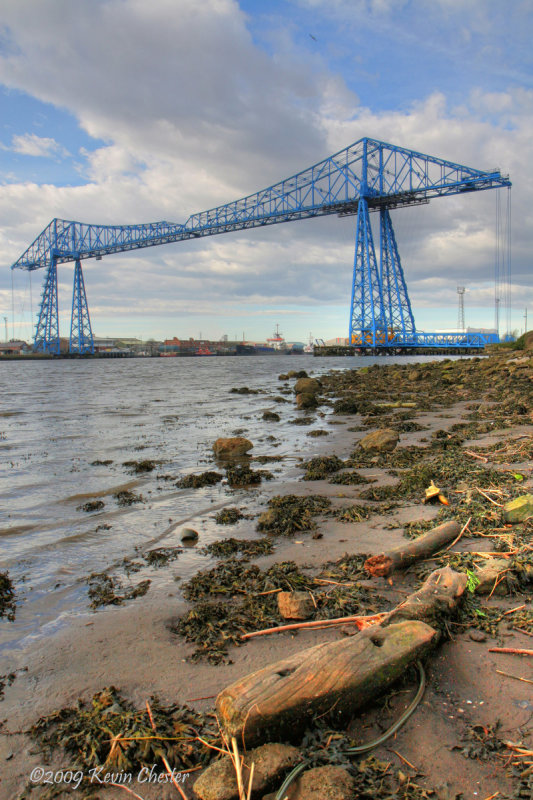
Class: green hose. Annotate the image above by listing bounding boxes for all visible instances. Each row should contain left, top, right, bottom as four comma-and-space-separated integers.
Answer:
275, 660, 426, 800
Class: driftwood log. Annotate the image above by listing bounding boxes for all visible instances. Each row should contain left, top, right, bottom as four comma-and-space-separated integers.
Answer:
385, 566, 467, 634
216, 620, 435, 746
364, 520, 461, 578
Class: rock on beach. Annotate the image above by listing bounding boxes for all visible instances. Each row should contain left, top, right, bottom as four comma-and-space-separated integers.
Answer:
296, 392, 318, 410
294, 377, 321, 395
277, 591, 314, 620
503, 494, 533, 523
193, 742, 300, 800
358, 428, 399, 452
213, 437, 253, 457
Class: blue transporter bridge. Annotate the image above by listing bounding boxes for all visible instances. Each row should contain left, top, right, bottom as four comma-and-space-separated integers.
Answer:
10, 138, 511, 353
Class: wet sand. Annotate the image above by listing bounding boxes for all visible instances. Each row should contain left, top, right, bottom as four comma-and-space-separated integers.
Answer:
1, 352, 532, 799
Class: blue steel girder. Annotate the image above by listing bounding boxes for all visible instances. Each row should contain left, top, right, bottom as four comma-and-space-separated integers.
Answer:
379, 208, 416, 336
34, 259, 60, 354
349, 197, 387, 346
70, 259, 94, 354
10, 138, 511, 272
388, 331, 500, 348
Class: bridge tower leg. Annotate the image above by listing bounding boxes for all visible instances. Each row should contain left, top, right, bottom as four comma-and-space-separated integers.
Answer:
379, 208, 416, 338
349, 198, 387, 347
70, 259, 94, 354
34, 258, 60, 354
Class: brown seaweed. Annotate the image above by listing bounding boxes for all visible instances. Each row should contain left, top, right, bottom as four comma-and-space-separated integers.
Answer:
177, 471, 223, 488
0, 571, 16, 621
257, 494, 331, 536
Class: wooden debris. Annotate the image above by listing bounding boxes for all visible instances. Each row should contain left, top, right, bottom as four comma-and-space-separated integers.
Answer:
243, 566, 466, 640
364, 520, 461, 578
386, 566, 467, 634
216, 620, 436, 747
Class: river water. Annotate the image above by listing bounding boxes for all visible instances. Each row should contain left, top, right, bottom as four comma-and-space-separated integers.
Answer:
0, 353, 449, 655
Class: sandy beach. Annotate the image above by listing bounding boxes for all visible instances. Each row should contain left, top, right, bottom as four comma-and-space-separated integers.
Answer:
1, 348, 532, 800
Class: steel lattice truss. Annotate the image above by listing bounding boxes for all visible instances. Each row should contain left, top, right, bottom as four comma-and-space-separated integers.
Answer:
9, 137, 511, 352
11, 138, 510, 270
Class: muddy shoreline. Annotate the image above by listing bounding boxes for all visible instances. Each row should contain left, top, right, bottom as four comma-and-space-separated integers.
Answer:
1, 350, 532, 799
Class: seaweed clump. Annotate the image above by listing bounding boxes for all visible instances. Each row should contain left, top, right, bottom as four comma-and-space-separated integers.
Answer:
144, 547, 182, 567
214, 506, 245, 525
177, 471, 223, 488
329, 470, 371, 485
225, 464, 273, 487
456, 721, 507, 761
29, 686, 216, 776
122, 459, 160, 474
203, 537, 274, 560
302, 455, 344, 480
113, 490, 144, 506
262, 410, 280, 422
87, 573, 151, 609
359, 450, 516, 505
78, 500, 105, 512
328, 504, 371, 523
0, 571, 16, 621
257, 494, 331, 535
174, 560, 310, 663
230, 386, 260, 394
319, 553, 368, 583
0, 671, 17, 701
174, 553, 383, 663
182, 559, 309, 603
171, 597, 280, 664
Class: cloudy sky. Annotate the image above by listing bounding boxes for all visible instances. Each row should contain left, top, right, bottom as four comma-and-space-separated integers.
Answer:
0, 0, 531, 343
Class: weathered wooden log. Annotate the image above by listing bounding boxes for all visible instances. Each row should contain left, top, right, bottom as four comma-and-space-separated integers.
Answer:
364, 520, 461, 577
216, 620, 436, 747
386, 566, 467, 633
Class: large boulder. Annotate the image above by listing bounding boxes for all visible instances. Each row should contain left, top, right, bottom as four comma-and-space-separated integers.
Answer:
359, 428, 399, 452
213, 437, 253, 458
193, 742, 300, 800
503, 494, 533, 523
294, 377, 321, 395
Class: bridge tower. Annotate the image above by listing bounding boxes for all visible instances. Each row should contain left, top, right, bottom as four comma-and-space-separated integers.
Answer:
70, 259, 94, 354
34, 258, 60, 354
349, 203, 416, 345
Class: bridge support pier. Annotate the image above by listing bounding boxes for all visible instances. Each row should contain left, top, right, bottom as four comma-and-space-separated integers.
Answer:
34, 258, 60, 354
70, 259, 94, 354
349, 198, 387, 346
379, 208, 416, 336
349, 201, 417, 347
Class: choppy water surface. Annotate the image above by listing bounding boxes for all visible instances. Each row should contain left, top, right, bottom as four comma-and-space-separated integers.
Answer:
0, 353, 450, 653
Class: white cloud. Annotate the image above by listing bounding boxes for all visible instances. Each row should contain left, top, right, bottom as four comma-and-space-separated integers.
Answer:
10, 133, 70, 159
